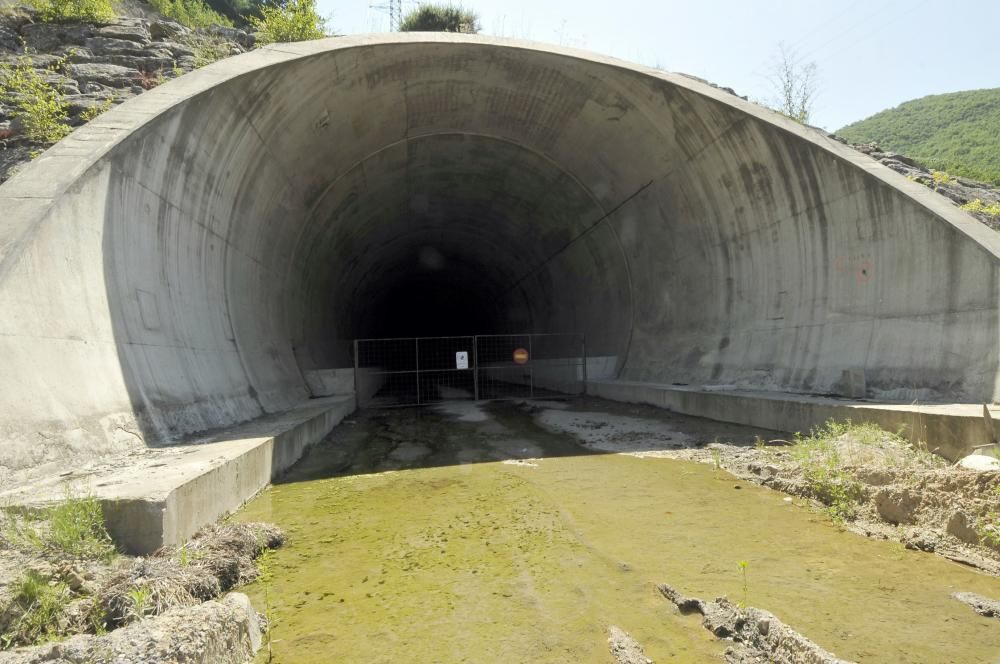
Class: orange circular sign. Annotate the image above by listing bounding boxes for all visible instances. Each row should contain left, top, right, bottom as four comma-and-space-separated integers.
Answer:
513, 348, 529, 365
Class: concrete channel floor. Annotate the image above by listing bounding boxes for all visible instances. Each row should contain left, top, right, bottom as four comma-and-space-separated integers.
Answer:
0, 396, 355, 554
232, 397, 1000, 664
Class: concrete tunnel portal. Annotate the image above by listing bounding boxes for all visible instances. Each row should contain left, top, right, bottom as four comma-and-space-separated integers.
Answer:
1, 34, 999, 477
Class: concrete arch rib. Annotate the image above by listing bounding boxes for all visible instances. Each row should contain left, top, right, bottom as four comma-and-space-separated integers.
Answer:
0, 33, 997, 474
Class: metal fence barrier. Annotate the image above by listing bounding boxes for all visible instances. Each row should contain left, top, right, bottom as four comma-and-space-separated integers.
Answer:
354, 333, 585, 408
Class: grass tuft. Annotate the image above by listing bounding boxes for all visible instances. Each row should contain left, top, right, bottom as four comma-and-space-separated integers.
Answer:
784, 420, 943, 521
0, 571, 71, 648
4, 493, 116, 562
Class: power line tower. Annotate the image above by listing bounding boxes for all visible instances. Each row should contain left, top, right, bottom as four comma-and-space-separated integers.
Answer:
371, 0, 403, 31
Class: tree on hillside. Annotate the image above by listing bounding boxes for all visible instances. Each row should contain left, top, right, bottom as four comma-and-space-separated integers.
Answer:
399, 3, 480, 33
767, 42, 818, 124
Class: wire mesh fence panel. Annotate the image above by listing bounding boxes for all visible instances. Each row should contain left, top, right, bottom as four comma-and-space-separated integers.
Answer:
476, 333, 586, 401
354, 336, 475, 407
476, 334, 533, 400
353, 333, 585, 408
417, 336, 476, 403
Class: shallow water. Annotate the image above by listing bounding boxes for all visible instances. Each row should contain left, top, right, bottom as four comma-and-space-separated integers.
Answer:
236, 400, 1000, 663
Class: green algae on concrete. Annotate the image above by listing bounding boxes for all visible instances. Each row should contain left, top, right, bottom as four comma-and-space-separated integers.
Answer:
235, 402, 1000, 663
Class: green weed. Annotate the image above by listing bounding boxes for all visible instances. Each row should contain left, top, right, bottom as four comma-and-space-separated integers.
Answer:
186, 36, 231, 67
34, 0, 115, 23
148, 0, 232, 28
80, 96, 114, 122
250, 0, 326, 44
710, 448, 722, 470
0, 571, 71, 648
257, 547, 277, 662
788, 420, 886, 521
978, 512, 1000, 550
0, 56, 71, 144
737, 560, 749, 608
4, 493, 115, 562
960, 199, 1000, 218
126, 587, 152, 622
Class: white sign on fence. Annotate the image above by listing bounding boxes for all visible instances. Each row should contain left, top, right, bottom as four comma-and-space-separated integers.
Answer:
455, 351, 469, 369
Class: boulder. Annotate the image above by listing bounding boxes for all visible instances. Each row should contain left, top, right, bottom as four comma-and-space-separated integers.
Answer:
0, 23, 21, 52
160, 40, 196, 58
608, 626, 653, 664
67, 62, 138, 87
206, 24, 254, 48
946, 511, 980, 545
874, 488, 918, 525
84, 35, 153, 55
956, 454, 1000, 471
101, 53, 174, 72
19, 22, 94, 51
953, 592, 1000, 619
97, 21, 151, 44
149, 19, 188, 40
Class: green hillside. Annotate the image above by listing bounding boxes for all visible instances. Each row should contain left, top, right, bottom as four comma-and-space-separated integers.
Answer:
837, 88, 1000, 185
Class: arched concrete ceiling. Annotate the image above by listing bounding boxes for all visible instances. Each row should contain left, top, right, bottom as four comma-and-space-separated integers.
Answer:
0, 34, 997, 473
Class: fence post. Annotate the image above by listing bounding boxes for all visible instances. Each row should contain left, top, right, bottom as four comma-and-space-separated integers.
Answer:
353, 339, 360, 409
473, 336, 480, 401
528, 335, 534, 399
581, 335, 588, 396
415, 338, 420, 405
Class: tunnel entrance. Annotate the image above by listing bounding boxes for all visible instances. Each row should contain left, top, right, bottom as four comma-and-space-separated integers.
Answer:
354, 334, 586, 408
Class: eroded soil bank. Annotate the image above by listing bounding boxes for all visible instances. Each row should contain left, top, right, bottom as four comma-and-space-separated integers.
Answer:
235, 398, 1000, 663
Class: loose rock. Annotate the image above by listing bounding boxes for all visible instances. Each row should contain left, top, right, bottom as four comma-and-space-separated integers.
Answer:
952, 591, 1000, 618
608, 626, 653, 664
658, 583, 855, 664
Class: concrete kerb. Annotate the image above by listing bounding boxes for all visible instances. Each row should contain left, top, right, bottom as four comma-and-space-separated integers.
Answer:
588, 379, 996, 462
0, 396, 355, 554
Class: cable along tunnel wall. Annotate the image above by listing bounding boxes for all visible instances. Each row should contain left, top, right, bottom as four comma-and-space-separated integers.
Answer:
0, 34, 997, 474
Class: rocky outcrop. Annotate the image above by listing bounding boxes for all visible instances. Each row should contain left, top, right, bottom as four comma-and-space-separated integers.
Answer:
0, 592, 263, 664
0, 4, 252, 182
838, 140, 1000, 231
658, 584, 854, 664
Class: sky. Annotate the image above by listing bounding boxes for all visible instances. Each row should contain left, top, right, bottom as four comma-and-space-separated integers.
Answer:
313, 0, 999, 131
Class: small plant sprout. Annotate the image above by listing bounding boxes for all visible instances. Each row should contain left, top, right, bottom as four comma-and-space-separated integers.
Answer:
127, 587, 152, 622
710, 448, 722, 470
738, 560, 749, 608
257, 547, 278, 662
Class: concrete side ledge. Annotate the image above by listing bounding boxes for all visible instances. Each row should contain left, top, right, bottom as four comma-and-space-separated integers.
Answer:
0, 396, 354, 554
588, 380, 996, 461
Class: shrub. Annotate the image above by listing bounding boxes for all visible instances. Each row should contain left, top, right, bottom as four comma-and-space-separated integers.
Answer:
148, 0, 233, 29
961, 198, 1000, 218
0, 57, 71, 144
250, 0, 326, 44
398, 3, 480, 33
34, 0, 115, 23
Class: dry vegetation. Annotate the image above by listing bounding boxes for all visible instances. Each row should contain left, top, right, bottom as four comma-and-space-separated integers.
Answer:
0, 501, 282, 651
